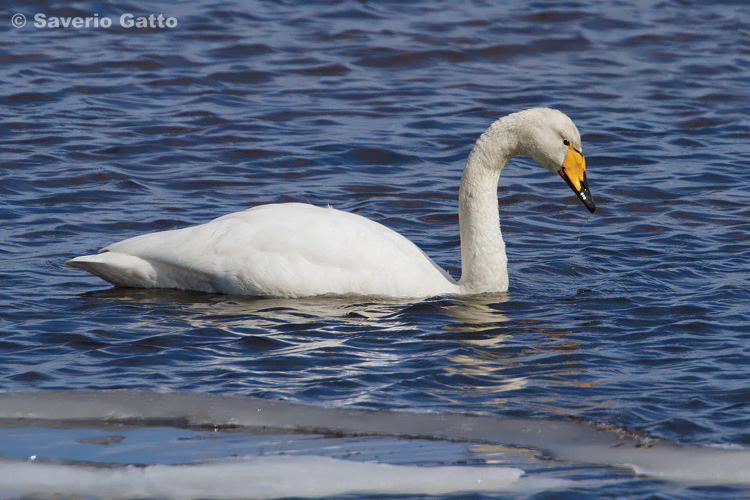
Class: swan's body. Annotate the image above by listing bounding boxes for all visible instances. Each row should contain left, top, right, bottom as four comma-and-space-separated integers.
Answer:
67, 108, 595, 299
70, 203, 459, 297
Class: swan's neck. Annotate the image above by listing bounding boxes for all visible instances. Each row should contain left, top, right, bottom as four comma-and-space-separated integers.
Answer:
458, 118, 522, 293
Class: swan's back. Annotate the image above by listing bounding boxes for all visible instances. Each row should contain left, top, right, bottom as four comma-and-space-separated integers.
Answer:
67, 203, 458, 298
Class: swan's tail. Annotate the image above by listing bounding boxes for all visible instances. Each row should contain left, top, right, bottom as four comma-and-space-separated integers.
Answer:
65, 252, 157, 288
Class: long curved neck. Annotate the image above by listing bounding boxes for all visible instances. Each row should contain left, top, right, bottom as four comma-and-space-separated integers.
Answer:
457, 117, 522, 293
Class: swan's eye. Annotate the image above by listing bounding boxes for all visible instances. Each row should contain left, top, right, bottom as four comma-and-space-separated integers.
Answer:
562, 139, 571, 146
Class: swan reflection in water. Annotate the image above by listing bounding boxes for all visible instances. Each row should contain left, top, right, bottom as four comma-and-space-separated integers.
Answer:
81, 287, 515, 335
79, 287, 593, 414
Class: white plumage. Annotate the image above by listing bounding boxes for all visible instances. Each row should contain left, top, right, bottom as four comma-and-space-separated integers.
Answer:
67, 108, 595, 299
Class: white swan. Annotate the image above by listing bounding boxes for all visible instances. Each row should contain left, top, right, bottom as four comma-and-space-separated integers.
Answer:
67, 108, 594, 299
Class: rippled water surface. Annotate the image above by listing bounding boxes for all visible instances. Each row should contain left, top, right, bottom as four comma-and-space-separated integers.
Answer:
2, 0, 750, 498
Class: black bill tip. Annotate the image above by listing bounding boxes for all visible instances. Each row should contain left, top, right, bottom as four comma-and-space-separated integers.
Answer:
562, 170, 596, 214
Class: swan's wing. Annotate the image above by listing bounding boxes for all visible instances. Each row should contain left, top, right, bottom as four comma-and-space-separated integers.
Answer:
84, 203, 456, 298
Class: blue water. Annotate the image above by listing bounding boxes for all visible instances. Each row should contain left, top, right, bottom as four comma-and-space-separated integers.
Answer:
2, 0, 750, 498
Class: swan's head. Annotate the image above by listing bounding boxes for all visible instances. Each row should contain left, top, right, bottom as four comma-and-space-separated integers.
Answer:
520, 108, 595, 213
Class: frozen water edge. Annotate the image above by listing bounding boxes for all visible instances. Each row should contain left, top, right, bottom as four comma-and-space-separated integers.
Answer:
0, 390, 749, 499
0, 456, 559, 500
